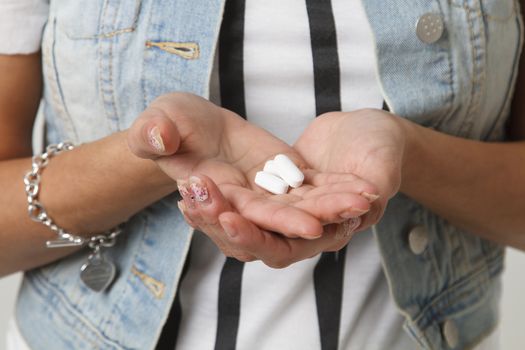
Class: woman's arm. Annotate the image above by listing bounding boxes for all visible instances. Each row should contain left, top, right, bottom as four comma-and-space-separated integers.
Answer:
400, 2, 525, 248
295, 2, 525, 250
400, 120, 525, 249
0, 53, 177, 277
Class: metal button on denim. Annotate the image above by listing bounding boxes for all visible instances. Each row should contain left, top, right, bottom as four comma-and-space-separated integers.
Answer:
443, 319, 459, 348
408, 225, 429, 255
416, 13, 444, 44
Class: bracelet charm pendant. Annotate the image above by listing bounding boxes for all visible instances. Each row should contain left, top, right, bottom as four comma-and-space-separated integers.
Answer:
80, 250, 116, 292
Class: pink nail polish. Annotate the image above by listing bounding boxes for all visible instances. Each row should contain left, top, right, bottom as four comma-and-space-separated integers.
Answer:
189, 176, 211, 205
177, 180, 196, 209
148, 126, 165, 152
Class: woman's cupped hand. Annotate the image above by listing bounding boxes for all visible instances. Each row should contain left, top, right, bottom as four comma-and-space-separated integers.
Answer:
127, 93, 382, 268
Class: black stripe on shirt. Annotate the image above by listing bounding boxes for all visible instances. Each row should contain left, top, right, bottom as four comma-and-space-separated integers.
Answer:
215, 258, 245, 350
305, 0, 342, 115
306, 1, 346, 349
313, 249, 347, 350
219, 0, 247, 118
215, 1, 247, 349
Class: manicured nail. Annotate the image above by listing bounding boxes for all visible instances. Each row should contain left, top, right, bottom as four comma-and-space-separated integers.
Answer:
221, 220, 237, 238
148, 126, 165, 152
361, 192, 380, 202
177, 179, 196, 209
339, 207, 369, 220
335, 217, 362, 240
189, 176, 211, 205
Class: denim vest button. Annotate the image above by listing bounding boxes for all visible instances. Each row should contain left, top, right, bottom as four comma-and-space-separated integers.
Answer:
408, 225, 429, 255
416, 13, 444, 44
443, 319, 459, 348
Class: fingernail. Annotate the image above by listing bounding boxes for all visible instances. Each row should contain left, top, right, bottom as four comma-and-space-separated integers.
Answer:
189, 176, 211, 205
221, 220, 237, 238
177, 179, 195, 209
339, 207, 369, 220
361, 192, 380, 203
148, 126, 165, 152
335, 217, 362, 240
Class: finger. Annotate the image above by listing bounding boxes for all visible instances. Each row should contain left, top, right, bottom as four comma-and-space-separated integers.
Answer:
127, 106, 181, 159
177, 175, 260, 262
225, 216, 360, 268
355, 200, 386, 232
302, 169, 380, 202
220, 184, 324, 239
292, 192, 370, 225
219, 211, 297, 268
176, 200, 198, 228
183, 174, 234, 225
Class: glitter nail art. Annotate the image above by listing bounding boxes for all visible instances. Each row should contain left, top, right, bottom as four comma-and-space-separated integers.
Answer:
189, 177, 209, 203
149, 126, 165, 152
177, 181, 196, 209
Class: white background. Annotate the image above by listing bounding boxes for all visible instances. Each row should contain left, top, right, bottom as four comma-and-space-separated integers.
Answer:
1, 248, 524, 349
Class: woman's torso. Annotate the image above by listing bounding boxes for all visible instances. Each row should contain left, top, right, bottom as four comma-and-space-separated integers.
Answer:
14, 0, 522, 349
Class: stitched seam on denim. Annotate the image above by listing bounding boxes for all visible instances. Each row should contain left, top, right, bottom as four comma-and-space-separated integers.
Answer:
20, 275, 101, 349
44, 18, 79, 143
203, 0, 228, 99
458, 0, 486, 137
413, 252, 503, 329
98, 0, 119, 131
448, 0, 516, 21
431, 0, 456, 131
402, 321, 431, 349
131, 265, 166, 299
65, 0, 142, 40
142, 0, 156, 110
419, 257, 501, 327
25, 271, 125, 349
145, 41, 200, 60
101, 213, 149, 349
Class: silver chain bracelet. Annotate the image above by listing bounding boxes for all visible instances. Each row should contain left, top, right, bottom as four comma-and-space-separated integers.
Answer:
24, 142, 123, 292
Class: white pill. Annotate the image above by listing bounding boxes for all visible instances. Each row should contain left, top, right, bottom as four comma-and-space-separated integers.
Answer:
263, 160, 281, 177
273, 154, 304, 188
254, 171, 289, 195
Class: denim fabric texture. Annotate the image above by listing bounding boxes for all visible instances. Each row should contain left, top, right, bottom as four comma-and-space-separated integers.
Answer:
16, 0, 523, 349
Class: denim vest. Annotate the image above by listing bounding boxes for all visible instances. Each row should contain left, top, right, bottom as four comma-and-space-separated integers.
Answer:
16, 0, 523, 349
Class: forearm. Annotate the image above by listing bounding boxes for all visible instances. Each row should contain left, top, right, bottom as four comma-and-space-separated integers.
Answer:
0, 131, 177, 276
400, 120, 525, 249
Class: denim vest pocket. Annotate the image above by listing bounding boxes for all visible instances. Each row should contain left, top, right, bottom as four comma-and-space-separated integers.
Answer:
54, 0, 142, 40
480, 0, 517, 21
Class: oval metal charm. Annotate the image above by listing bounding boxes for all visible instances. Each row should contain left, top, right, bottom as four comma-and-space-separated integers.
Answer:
80, 254, 116, 292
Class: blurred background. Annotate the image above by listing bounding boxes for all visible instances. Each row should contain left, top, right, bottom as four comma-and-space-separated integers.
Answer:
1, 248, 524, 349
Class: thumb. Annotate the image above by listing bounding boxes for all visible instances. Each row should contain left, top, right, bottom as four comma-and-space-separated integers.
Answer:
127, 106, 181, 159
